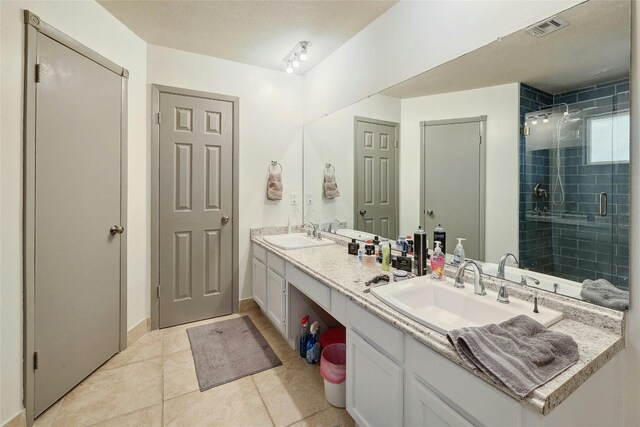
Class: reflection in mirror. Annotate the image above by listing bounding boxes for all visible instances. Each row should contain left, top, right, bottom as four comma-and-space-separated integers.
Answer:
302, 0, 630, 310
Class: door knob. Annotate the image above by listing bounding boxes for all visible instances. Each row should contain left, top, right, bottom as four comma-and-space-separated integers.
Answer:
221, 216, 230, 224
359, 209, 366, 215
426, 210, 434, 216
110, 225, 124, 235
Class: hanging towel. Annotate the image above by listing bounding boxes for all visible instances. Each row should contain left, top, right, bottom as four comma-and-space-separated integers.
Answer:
323, 173, 341, 200
267, 172, 283, 201
447, 315, 579, 398
580, 279, 629, 311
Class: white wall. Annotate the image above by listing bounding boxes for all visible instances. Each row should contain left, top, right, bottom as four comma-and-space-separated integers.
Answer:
303, 0, 581, 123
399, 84, 520, 262
0, 1, 148, 424
147, 45, 304, 302
303, 94, 400, 228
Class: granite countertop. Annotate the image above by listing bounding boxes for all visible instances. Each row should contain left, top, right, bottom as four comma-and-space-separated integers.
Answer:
250, 227, 625, 416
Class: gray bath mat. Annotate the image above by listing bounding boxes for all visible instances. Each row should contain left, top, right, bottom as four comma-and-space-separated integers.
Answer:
186, 316, 282, 392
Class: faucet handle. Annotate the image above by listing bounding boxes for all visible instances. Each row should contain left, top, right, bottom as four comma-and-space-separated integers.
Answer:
454, 275, 465, 289
497, 283, 510, 304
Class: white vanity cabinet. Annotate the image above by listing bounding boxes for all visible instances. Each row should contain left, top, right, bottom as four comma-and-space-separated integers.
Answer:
252, 244, 287, 336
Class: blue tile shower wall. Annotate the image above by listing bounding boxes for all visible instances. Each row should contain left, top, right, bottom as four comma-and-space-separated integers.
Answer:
519, 79, 630, 290
519, 84, 554, 273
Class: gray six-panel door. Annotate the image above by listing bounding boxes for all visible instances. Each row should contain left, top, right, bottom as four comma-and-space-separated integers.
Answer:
34, 33, 123, 416
159, 93, 234, 328
355, 118, 399, 239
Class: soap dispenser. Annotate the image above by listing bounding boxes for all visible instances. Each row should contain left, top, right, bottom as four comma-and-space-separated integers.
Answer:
431, 241, 445, 280
453, 238, 466, 266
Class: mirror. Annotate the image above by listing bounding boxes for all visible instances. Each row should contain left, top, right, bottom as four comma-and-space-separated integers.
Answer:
303, 0, 631, 311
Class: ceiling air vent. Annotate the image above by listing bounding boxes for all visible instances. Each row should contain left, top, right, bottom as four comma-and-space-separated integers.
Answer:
525, 17, 569, 37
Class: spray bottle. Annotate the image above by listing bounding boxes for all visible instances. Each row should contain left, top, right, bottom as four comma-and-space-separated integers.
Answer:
306, 321, 321, 364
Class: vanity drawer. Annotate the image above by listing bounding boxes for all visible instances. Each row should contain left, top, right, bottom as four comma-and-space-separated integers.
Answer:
253, 244, 267, 263
267, 252, 286, 277
347, 300, 404, 363
287, 265, 330, 310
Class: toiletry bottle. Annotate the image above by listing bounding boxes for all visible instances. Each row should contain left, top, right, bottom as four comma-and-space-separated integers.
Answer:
306, 321, 320, 364
382, 242, 391, 272
431, 241, 446, 280
373, 235, 380, 246
376, 240, 387, 264
414, 226, 428, 276
453, 238, 466, 266
406, 235, 414, 254
348, 238, 360, 255
354, 248, 364, 282
299, 316, 310, 358
396, 236, 406, 252
365, 240, 375, 256
396, 251, 412, 272
434, 224, 447, 254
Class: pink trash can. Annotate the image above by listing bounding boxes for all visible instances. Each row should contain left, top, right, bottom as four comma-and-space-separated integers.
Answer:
320, 343, 346, 408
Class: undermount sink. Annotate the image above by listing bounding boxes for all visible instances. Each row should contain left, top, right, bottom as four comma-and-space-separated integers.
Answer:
370, 276, 563, 334
263, 233, 335, 250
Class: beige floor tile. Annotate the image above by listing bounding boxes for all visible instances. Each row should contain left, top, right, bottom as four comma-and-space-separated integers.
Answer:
34, 399, 62, 427
289, 407, 354, 427
54, 358, 163, 426
259, 327, 298, 362
163, 349, 199, 400
100, 330, 162, 371
247, 309, 274, 331
163, 376, 273, 427
89, 404, 162, 427
252, 357, 330, 427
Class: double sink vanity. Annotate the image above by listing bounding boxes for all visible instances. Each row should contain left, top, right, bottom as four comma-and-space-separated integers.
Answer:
251, 227, 625, 427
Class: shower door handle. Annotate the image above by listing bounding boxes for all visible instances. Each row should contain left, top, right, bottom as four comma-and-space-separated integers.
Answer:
599, 192, 607, 217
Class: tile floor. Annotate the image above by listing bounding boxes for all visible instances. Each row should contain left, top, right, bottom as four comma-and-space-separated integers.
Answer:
34, 309, 355, 427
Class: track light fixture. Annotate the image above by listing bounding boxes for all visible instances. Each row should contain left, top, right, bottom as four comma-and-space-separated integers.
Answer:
283, 41, 310, 74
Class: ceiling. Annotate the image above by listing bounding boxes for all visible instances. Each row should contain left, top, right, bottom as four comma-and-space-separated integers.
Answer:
98, 0, 396, 73
382, 0, 630, 99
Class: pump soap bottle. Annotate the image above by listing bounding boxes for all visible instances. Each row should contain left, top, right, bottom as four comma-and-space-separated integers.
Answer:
453, 238, 466, 266
431, 241, 445, 280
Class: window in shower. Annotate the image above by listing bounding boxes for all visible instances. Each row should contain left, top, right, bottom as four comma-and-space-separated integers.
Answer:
586, 111, 630, 164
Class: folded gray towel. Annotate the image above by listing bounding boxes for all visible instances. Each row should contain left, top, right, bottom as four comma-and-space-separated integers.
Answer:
267, 172, 282, 201
323, 173, 340, 199
581, 279, 629, 310
447, 315, 579, 398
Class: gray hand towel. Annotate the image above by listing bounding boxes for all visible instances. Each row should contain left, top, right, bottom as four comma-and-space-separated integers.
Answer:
580, 278, 629, 310
323, 173, 340, 199
447, 315, 579, 398
267, 172, 283, 201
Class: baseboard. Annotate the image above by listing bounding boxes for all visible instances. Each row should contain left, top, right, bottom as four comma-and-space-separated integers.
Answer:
3, 410, 26, 427
127, 317, 151, 346
239, 297, 258, 313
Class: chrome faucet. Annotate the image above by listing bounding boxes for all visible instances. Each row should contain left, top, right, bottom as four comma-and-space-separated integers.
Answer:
454, 260, 486, 296
497, 252, 518, 279
328, 219, 342, 234
303, 222, 317, 238
520, 274, 540, 286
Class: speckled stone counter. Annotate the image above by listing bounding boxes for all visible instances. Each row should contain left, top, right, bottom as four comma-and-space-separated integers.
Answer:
250, 227, 625, 416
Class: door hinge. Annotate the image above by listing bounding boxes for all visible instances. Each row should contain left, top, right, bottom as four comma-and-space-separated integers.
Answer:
33, 350, 39, 370
156, 285, 160, 299
35, 64, 41, 83
156, 112, 161, 124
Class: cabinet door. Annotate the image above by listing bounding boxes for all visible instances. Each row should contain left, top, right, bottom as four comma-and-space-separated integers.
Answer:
347, 329, 403, 427
409, 377, 474, 427
267, 269, 286, 334
252, 258, 267, 310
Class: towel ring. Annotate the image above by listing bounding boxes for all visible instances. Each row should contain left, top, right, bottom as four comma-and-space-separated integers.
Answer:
269, 161, 282, 174
324, 163, 335, 175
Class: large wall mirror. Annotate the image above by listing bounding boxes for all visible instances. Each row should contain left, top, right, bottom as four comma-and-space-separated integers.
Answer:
303, 0, 630, 311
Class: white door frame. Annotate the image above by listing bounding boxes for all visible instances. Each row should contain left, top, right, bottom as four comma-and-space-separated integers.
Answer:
150, 84, 240, 330
23, 10, 129, 426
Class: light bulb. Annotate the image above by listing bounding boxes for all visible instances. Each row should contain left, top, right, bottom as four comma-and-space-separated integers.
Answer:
543, 116, 549, 123
532, 119, 538, 125
300, 47, 308, 61
292, 54, 300, 68
286, 62, 293, 74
